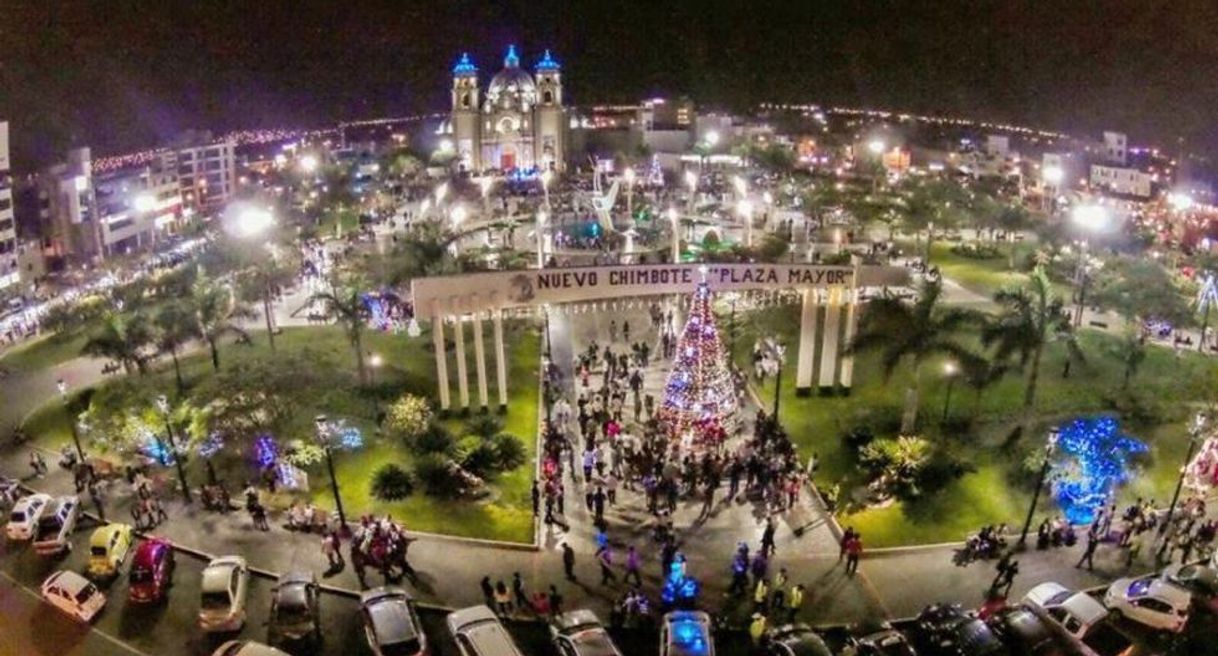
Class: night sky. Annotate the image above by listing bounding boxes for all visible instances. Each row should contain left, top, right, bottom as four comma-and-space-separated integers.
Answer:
1, 1, 1215, 171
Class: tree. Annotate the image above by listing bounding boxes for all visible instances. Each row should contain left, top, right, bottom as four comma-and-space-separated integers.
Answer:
1091, 258, 1194, 329
365, 222, 463, 287
981, 267, 1082, 427
848, 279, 983, 432
1108, 330, 1147, 390
153, 301, 199, 393
310, 274, 373, 384
897, 178, 968, 263
236, 255, 298, 352
82, 311, 154, 375
190, 274, 252, 372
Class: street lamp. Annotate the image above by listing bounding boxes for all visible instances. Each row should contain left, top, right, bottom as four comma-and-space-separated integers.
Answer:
867, 139, 886, 156
55, 379, 87, 464
156, 394, 192, 504
314, 415, 349, 533
684, 170, 698, 213
299, 154, 319, 175
941, 361, 958, 424
623, 168, 636, 223
705, 131, 720, 148
536, 210, 549, 268
369, 353, 383, 386
223, 205, 279, 350
764, 338, 787, 419
1158, 412, 1208, 560
732, 175, 747, 199
1068, 205, 1108, 327
667, 208, 681, 262
540, 170, 553, 211
737, 199, 755, 248
1018, 426, 1060, 547
480, 177, 494, 216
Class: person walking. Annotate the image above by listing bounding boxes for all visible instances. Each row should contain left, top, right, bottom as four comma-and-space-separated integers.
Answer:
749, 613, 767, 645
87, 481, 105, 522
322, 529, 343, 569
531, 480, 540, 516
598, 546, 617, 585
351, 546, 368, 589
548, 585, 564, 617
786, 584, 805, 622
1076, 529, 1099, 570
562, 543, 577, 581
624, 545, 643, 586
753, 577, 769, 613
480, 576, 495, 607
760, 516, 777, 556
839, 526, 856, 563
493, 580, 512, 616
845, 533, 863, 575
512, 572, 529, 612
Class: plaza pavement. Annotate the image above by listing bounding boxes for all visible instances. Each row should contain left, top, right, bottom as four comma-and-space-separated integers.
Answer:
0, 288, 1179, 630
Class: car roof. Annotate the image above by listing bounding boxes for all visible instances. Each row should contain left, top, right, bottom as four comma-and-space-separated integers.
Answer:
202, 560, 242, 591
366, 594, 419, 646
48, 570, 91, 594
90, 524, 128, 546
664, 611, 713, 656
555, 609, 603, 633
1131, 577, 1192, 605
770, 625, 832, 656
279, 571, 315, 587
13, 494, 50, 511
1023, 582, 1071, 608
133, 539, 170, 567
1057, 592, 1107, 624
447, 604, 500, 631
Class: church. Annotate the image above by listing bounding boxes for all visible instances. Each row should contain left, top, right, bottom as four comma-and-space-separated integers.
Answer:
449, 46, 566, 174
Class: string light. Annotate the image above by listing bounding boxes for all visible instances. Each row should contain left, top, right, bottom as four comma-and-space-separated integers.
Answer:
659, 282, 738, 442
1051, 416, 1147, 525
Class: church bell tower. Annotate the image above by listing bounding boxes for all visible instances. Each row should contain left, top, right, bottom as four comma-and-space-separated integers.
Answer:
451, 52, 481, 172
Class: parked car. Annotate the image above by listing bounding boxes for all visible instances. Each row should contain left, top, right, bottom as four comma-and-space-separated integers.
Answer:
211, 641, 290, 656
913, 603, 1008, 656
986, 607, 1068, 656
1162, 563, 1218, 613
447, 605, 525, 656
198, 555, 250, 632
1104, 576, 1191, 633
766, 623, 833, 656
660, 610, 715, 656
6, 492, 51, 540
128, 538, 175, 603
846, 619, 918, 656
270, 571, 321, 644
33, 495, 80, 555
40, 570, 106, 622
550, 609, 623, 656
360, 586, 426, 656
87, 523, 135, 579
1021, 582, 1107, 640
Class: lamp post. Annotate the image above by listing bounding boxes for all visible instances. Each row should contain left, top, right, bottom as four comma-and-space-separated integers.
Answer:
369, 353, 383, 386
540, 170, 553, 211
941, 361, 958, 424
536, 210, 548, 268
684, 170, 698, 214
1018, 426, 1060, 547
624, 168, 636, 225
667, 208, 681, 263
314, 415, 349, 533
765, 338, 786, 419
737, 199, 754, 248
156, 394, 192, 504
1158, 412, 1207, 560
480, 177, 493, 217
55, 379, 86, 463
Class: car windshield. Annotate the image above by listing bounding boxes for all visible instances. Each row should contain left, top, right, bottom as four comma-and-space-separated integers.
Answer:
8, 511, 23, 522
129, 567, 152, 583
380, 639, 422, 656
91, 545, 108, 557
278, 600, 310, 623
1128, 578, 1153, 597
201, 590, 230, 610
74, 583, 98, 604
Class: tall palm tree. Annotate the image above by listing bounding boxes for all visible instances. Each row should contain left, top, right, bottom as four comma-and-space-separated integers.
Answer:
82, 311, 154, 375
981, 267, 1082, 430
154, 301, 200, 392
848, 279, 984, 432
1108, 330, 1147, 390
191, 275, 251, 372
236, 256, 297, 352
310, 274, 372, 384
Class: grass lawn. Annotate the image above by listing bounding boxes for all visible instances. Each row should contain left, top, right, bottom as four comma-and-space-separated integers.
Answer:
20, 322, 543, 543
0, 331, 89, 373
729, 302, 1216, 548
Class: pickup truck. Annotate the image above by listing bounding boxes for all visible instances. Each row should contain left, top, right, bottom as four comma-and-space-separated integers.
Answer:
33, 496, 80, 556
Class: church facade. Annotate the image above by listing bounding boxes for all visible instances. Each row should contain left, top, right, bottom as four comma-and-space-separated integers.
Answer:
450, 46, 566, 174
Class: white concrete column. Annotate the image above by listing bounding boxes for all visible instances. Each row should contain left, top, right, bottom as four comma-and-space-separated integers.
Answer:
819, 287, 843, 390
431, 308, 451, 410
454, 315, 470, 409
473, 312, 489, 409
795, 288, 819, 393
493, 308, 508, 409
840, 288, 860, 389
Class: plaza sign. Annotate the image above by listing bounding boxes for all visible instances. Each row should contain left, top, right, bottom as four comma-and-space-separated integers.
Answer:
411, 262, 909, 313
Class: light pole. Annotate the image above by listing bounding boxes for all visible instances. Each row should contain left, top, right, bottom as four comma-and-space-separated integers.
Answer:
480, 177, 493, 217
314, 415, 349, 533
536, 210, 549, 268
737, 199, 754, 248
56, 379, 86, 463
941, 361, 958, 424
667, 208, 681, 263
624, 168, 636, 225
684, 170, 698, 214
369, 353, 383, 386
224, 205, 278, 350
156, 394, 192, 504
765, 338, 786, 419
541, 170, 553, 211
733, 175, 747, 201
1158, 412, 1208, 560
1018, 427, 1060, 547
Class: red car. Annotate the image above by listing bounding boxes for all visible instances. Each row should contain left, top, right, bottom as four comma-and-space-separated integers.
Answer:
128, 538, 175, 603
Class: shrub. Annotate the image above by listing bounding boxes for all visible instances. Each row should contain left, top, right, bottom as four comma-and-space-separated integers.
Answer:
386, 394, 432, 441
842, 426, 875, 453
465, 414, 503, 440
411, 423, 455, 456
460, 440, 499, 478
860, 435, 933, 500
371, 463, 415, 501
413, 454, 463, 497
950, 243, 1002, 260
493, 433, 527, 470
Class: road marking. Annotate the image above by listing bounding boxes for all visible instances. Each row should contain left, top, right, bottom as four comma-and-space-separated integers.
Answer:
0, 567, 154, 656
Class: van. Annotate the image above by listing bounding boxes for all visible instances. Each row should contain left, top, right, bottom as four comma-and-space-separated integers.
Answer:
446, 605, 525, 656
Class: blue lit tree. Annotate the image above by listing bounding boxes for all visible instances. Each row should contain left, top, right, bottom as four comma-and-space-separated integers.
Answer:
1051, 416, 1146, 525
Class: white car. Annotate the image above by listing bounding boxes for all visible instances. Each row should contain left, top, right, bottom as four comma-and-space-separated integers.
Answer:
1104, 576, 1192, 633
41, 570, 106, 622
198, 556, 250, 632
211, 641, 290, 656
6, 493, 51, 540
1022, 581, 1107, 639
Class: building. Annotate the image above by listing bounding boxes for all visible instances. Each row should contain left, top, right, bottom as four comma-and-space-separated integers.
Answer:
92, 161, 183, 256
38, 148, 100, 264
1090, 164, 1153, 199
160, 131, 237, 213
0, 122, 16, 290
450, 46, 566, 173
1102, 131, 1128, 166
639, 97, 694, 130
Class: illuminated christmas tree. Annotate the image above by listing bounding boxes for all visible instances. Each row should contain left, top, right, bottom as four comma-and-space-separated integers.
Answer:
646, 153, 664, 187
659, 281, 738, 442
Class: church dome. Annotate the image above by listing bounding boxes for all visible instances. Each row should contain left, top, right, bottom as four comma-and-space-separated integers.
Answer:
486, 45, 536, 107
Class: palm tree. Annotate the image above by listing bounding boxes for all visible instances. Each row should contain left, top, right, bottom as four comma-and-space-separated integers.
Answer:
191, 275, 251, 372
236, 256, 297, 352
848, 279, 984, 432
981, 267, 1082, 432
153, 301, 199, 393
310, 274, 372, 384
1108, 330, 1147, 390
82, 311, 154, 375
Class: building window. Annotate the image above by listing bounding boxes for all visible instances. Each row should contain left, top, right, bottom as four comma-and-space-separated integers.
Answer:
543, 90, 553, 104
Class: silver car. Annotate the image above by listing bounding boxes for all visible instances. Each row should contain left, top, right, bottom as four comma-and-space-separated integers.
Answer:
551, 609, 623, 656
33, 495, 79, 556
270, 571, 321, 643
360, 586, 426, 656
198, 556, 250, 632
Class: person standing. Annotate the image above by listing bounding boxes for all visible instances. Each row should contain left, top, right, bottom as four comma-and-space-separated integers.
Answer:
87, 480, 105, 522
531, 480, 540, 516
548, 585, 564, 617
760, 516, 777, 556
480, 576, 495, 607
598, 546, 617, 585
845, 533, 863, 575
562, 543, 577, 581
322, 529, 343, 568
624, 545, 643, 586
493, 580, 512, 616
839, 526, 857, 563
786, 584, 805, 622
1076, 529, 1099, 570
749, 613, 767, 645
512, 572, 529, 612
